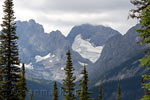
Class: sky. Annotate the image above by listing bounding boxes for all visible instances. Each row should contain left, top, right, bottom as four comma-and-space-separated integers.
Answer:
0, 0, 137, 36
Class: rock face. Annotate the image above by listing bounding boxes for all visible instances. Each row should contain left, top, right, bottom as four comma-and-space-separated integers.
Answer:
88, 25, 144, 81
15, 20, 120, 81
69, 24, 120, 63
67, 24, 120, 46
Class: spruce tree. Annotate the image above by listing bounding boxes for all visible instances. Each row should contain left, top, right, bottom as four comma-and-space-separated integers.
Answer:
97, 81, 103, 100
78, 65, 92, 100
30, 91, 33, 100
52, 82, 58, 100
62, 50, 76, 100
116, 83, 121, 100
0, 69, 3, 99
130, 0, 150, 100
0, 0, 20, 99
17, 63, 27, 100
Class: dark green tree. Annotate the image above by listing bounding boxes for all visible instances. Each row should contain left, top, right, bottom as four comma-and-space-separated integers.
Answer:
130, 0, 150, 100
30, 91, 33, 100
0, 69, 3, 99
78, 65, 92, 100
62, 50, 76, 100
116, 83, 121, 100
97, 81, 103, 100
17, 63, 27, 100
0, 0, 20, 99
52, 82, 58, 100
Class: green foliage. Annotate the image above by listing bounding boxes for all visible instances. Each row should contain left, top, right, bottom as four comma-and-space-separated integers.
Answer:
62, 50, 76, 100
78, 65, 92, 100
140, 55, 150, 69
97, 81, 103, 100
0, 0, 21, 99
52, 82, 58, 100
117, 83, 121, 100
17, 63, 27, 100
130, 0, 150, 100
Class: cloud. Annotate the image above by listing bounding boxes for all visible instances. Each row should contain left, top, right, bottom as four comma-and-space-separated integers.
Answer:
13, 0, 133, 13
0, 0, 137, 36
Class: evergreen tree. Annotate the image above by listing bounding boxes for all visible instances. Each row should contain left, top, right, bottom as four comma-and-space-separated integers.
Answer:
130, 0, 150, 100
62, 50, 76, 100
17, 63, 27, 100
0, 0, 20, 99
30, 91, 33, 100
116, 83, 121, 100
78, 65, 92, 100
52, 82, 58, 100
97, 81, 103, 100
0, 69, 3, 99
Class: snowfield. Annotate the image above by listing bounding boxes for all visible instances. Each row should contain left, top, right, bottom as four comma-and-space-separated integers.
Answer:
72, 34, 103, 63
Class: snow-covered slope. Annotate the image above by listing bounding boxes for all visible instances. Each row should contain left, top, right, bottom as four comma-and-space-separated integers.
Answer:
72, 34, 103, 63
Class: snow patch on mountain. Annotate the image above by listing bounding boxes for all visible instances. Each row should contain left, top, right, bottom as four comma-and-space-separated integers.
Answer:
72, 34, 103, 63
25, 63, 34, 70
35, 53, 55, 62
79, 61, 88, 66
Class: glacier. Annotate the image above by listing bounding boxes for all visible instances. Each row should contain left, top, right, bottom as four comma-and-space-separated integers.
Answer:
72, 34, 103, 63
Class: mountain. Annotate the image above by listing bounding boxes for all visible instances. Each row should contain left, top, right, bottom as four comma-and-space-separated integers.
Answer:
15, 20, 120, 82
87, 25, 146, 100
68, 24, 120, 62
67, 24, 120, 46
88, 25, 145, 82
16, 20, 94, 81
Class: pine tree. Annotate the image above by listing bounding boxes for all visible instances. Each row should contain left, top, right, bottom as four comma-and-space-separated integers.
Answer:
78, 65, 92, 100
116, 83, 121, 100
0, 69, 3, 99
17, 63, 27, 100
97, 81, 103, 100
52, 82, 58, 100
0, 0, 20, 99
30, 91, 33, 100
130, 0, 150, 100
62, 50, 76, 100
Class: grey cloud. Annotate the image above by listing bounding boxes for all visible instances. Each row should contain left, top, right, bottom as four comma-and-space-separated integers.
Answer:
0, 0, 136, 35
16, 0, 133, 13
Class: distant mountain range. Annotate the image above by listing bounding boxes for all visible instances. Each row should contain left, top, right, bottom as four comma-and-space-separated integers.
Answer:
16, 19, 120, 82
13, 19, 146, 100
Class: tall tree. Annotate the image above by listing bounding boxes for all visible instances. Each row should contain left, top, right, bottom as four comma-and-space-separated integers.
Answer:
78, 65, 92, 100
17, 63, 27, 100
0, 69, 3, 100
116, 83, 121, 100
62, 50, 76, 100
52, 82, 58, 100
0, 0, 20, 99
30, 91, 33, 100
97, 81, 103, 100
130, 0, 150, 100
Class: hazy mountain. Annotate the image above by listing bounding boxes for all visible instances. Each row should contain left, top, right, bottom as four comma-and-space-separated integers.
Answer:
88, 25, 145, 81
67, 24, 120, 46
16, 20, 120, 82
16, 20, 94, 81
69, 24, 120, 63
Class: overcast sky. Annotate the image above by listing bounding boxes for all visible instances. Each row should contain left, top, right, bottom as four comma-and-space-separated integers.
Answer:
0, 0, 137, 36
